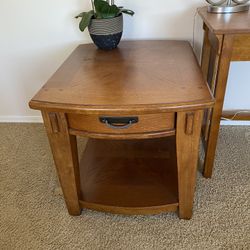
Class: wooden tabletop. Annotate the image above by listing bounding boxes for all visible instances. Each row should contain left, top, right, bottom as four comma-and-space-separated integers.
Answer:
198, 6, 250, 35
29, 41, 214, 114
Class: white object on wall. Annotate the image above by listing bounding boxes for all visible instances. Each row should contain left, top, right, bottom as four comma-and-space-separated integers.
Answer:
0, 0, 249, 124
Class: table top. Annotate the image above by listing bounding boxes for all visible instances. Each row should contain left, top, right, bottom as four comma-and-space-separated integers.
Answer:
29, 41, 214, 114
198, 6, 250, 35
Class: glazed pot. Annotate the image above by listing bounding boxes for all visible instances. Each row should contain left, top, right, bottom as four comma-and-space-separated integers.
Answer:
88, 14, 123, 50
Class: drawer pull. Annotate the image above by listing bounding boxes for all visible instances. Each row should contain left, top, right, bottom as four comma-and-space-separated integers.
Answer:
99, 117, 138, 130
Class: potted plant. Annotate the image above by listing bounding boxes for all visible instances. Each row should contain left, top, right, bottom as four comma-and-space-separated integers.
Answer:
75, 0, 134, 50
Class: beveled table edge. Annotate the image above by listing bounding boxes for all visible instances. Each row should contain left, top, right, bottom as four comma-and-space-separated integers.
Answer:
29, 99, 214, 115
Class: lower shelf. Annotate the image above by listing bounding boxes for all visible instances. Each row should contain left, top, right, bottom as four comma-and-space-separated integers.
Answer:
79, 137, 179, 215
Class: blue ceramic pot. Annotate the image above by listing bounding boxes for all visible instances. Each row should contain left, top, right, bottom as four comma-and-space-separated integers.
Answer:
88, 14, 123, 50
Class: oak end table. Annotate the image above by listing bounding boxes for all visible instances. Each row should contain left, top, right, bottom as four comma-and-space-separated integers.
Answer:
29, 41, 214, 219
198, 7, 250, 178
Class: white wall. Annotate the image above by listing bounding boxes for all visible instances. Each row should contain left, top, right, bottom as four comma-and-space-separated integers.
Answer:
0, 0, 249, 123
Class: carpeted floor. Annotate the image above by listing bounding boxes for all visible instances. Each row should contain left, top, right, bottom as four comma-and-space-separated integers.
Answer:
0, 124, 249, 250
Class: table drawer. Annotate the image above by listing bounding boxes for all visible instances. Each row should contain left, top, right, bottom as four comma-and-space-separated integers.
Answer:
67, 113, 175, 135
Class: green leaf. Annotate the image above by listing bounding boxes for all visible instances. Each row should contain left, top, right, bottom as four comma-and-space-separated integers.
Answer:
119, 8, 135, 16
78, 10, 94, 32
94, 0, 120, 19
75, 12, 85, 19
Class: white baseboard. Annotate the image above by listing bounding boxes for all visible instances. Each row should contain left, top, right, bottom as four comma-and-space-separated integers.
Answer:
0, 116, 43, 123
221, 121, 250, 126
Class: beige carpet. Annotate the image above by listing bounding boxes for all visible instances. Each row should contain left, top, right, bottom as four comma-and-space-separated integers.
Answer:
0, 124, 249, 250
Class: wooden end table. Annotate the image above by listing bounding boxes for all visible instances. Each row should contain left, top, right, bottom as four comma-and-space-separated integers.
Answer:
29, 41, 214, 219
198, 7, 250, 178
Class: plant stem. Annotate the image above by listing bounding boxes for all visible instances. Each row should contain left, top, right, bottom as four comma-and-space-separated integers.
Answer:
91, 0, 95, 13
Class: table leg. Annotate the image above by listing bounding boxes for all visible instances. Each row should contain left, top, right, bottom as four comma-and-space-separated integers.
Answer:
200, 24, 212, 144
42, 111, 81, 215
203, 35, 234, 178
176, 110, 203, 219
201, 25, 223, 145
201, 24, 211, 80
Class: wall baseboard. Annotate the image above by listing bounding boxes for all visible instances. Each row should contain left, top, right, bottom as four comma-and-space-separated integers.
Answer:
0, 116, 250, 125
221, 121, 250, 126
0, 116, 43, 123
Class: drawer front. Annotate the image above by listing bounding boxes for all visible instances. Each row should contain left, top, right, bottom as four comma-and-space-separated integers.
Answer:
67, 113, 175, 134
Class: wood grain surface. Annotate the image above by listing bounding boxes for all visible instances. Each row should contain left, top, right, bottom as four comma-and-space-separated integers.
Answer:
29, 41, 213, 114
42, 111, 82, 215
78, 137, 179, 215
176, 110, 204, 219
232, 34, 250, 61
67, 113, 175, 134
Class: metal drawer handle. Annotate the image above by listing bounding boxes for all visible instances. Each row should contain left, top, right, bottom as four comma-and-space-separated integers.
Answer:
99, 117, 138, 130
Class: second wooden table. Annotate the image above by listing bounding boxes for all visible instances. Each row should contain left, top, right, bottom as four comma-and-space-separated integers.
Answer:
198, 7, 250, 178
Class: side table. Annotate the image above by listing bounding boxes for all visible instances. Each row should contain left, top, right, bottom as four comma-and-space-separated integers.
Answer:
198, 7, 250, 178
29, 41, 214, 219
